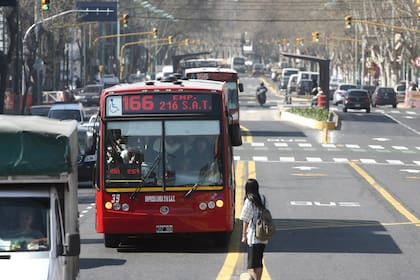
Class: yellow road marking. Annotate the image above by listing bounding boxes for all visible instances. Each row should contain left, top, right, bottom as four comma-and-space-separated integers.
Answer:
241, 125, 252, 143
216, 161, 245, 280
217, 161, 271, 279
349, 162, 420, 227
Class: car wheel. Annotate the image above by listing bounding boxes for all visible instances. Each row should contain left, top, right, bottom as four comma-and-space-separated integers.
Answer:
343, 107, 347, 112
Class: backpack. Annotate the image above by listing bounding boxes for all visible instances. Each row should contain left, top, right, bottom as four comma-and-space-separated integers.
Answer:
255, 206, 275, 241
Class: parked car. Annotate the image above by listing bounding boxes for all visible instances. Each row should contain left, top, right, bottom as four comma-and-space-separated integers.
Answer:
279, 75, 290, 90
296, 79, 313, 95
48, 101, 85, 123
394, 82, 406, 103
286, 74, 298, 94
371, 87, 397, 108
74, 84, 103, 106
342, 89, 371, 113
333, 83, 357, 105
251, 63, 265, 76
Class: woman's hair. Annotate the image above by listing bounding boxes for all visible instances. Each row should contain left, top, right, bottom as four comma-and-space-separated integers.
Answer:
244, 178, 264, 209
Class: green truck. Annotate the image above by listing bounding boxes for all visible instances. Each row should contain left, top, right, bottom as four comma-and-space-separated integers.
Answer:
0, 115, 80, 280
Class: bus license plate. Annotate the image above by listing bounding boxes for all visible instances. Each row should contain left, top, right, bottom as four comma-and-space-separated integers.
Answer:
156, 225, 173, 233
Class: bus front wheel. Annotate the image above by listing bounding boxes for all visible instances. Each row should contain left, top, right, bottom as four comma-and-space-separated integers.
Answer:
104, 233, 120, 248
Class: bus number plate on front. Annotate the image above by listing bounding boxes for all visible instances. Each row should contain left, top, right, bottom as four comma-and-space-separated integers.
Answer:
156, 225, 173, 233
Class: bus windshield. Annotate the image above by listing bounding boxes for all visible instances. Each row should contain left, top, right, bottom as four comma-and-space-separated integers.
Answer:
105, 120, 223, 188
0, 198, 50, 252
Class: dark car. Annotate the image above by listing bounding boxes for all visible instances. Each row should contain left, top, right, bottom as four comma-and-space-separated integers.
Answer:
28, 104, 51, 116
74, 84, 103, 106
251, 63, 265, 76
296, 79, 313, 95
77, 124, 96, 182
371, 87, 397, 108
342, 89, 371, 113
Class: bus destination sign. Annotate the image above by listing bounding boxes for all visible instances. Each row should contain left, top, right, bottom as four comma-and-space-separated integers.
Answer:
106, 93, 217, 116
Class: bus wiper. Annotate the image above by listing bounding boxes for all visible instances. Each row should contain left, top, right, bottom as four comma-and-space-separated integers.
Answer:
184, 182, 199, 199
130, 154, 161, 200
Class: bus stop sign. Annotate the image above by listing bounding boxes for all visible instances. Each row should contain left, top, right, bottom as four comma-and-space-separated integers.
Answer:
76, 1, 117, 22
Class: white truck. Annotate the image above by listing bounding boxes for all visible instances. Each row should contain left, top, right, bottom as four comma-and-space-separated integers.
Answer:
0, 115, 80, 280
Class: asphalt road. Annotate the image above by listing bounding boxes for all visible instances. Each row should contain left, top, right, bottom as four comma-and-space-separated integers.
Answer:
77, 77, 420, 279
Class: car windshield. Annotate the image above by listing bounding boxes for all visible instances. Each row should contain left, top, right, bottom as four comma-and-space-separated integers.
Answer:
49, 109, 82, 122
340, 84, 356, 90
105, 120, 223, 188
349, 91, 368, 97
378, 88, 394, 94
0, 198, 50, 252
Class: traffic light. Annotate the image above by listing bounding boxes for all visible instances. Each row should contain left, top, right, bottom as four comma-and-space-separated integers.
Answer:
296, 38, 304, 47
41, 0, 50, 11
152, 28, 158, 38
122, 13, 129, 28
312, 32, 320, 43
417, 0, 420, 17
168, 36, 173, 44
345, 16, 352, 29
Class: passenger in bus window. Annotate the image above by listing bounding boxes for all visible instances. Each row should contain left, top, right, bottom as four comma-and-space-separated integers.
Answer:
185, 137, 212, 171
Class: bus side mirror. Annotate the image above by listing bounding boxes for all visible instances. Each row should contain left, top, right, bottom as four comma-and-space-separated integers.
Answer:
238, 83, 244, 92
65, 233, 80, 256
86, 129, 97, 155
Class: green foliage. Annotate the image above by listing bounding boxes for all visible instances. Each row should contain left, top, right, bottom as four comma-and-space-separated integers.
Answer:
288, 107, 329, 121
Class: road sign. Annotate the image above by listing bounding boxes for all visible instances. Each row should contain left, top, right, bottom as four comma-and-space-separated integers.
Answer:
76, 1, 117, 22
415, 56, 420, 68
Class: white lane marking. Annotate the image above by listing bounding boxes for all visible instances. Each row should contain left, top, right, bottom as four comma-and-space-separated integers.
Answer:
274, 143, 289, 147
298, 143, 313, 148
322, 144, 337, 148
251, 142, 264, 147
346, 144, 361, 149
369, 145, 385, 149
360, 159, 377, 164
252, 156, 268, 161
386, 160, 404, 165
306, 157, 322, 162
333, 158, 349, 163
392, 146, 408, 150
280, 157, 295, 162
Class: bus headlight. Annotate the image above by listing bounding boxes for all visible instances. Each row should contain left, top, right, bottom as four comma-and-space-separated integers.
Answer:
216, 200, 224, 208
122, 203, 130, 211
199, 202, 207, 210
113, 202, 121, 211
207, 201, 216, 209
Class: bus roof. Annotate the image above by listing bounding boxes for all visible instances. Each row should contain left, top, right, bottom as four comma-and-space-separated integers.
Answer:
185, 67, 238, 74
103, 78, 226, 94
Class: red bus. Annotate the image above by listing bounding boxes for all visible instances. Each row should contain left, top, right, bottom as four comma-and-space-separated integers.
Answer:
185, 67, 243, 146
91, 79, 236, 247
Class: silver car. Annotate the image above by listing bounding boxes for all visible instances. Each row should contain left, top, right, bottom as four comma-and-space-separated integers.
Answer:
333, 83, 357, 105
